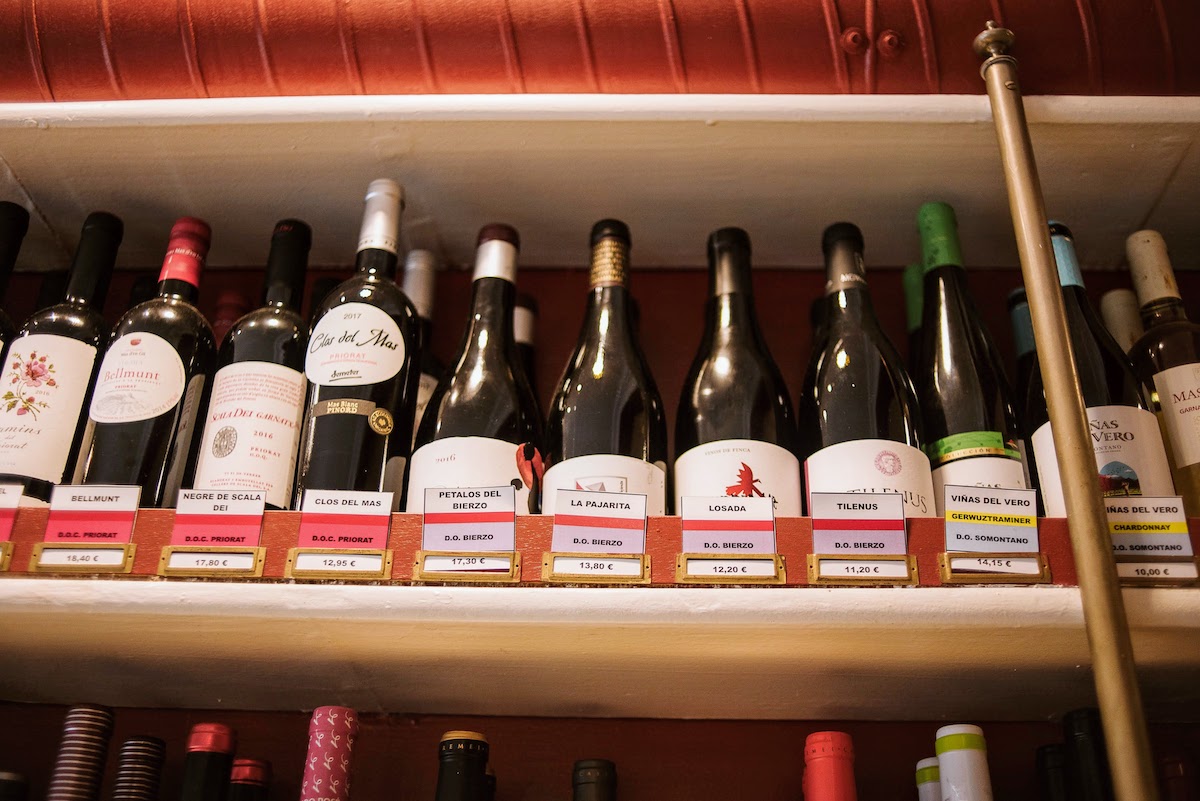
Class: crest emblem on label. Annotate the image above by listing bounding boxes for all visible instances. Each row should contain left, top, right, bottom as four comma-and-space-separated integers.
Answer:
875, 450, 903, 476
212, 425, 237, 458
369, 408, 394, 435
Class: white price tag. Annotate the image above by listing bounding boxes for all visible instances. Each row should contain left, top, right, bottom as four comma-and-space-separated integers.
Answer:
943, 485, 1039, 553
947, 555, 1043, 576
422, 486, 516, 551
551, 489, 648, 554
810, 492, 907, 555
37, 546, 127, 568
293, 550, 386, 575
1115, 561, 1198, 581
421, 553, 515, 574
817, 558, 911, 579
684, 557, 778, 578
166, 550, 259, 572
1105, 497, 1194, 557
680, 496, 775, 553
550, 555, 645, 577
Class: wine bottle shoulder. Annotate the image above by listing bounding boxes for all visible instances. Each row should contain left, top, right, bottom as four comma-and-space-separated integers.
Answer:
316, 274, 419, 322
220, 306, 308, 370
18, 303, 108, 348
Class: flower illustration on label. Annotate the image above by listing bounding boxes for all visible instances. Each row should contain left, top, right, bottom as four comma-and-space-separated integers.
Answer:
1098, 461, 1141, 497
874, 450, 902, 476
575, 475, 627, 493
725, 462, 765, 498
3, 351, 57, 419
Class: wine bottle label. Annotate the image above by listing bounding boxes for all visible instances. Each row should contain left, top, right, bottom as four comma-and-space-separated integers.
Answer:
673, 439, 802, 516
410, 371, 439, 447
1151, 363, 1200, 468
804, 439, 937, 517
162, 374, 206, 505
1032, 404, 1176, 517
0, 334, 98, 484
306, 303, 405, 386
932, 458, 1028, 512
925, 431, 1020, 466
541, 454, 667, 516
192, 361, 307, 509
406, 436, 537, 514
89, 332, 186, 423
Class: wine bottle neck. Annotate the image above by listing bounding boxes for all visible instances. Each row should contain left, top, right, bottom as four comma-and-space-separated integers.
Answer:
158, 278, 199, 304
823, 241, 867, 296
584, 285, 635, 340
354, 248, 398, 280
64, 229, 119, 310
1140, 297, 1189, 329
589, 239, 628, 288
1009, 299, 1036, 359
709, 242, 753, 298
902, 263, 923, 334
1051, 234, 1085, 289
262, 236, 308, 312
465, 277, 515, 344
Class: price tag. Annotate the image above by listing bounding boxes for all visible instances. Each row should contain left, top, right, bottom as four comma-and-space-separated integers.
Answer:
158, 546, 265, 577
414, 550, 521, 583
421, 553, 516, 573
679, 496, 775, 553
30, 543, 135, 573
422, 486, 516, 551
1115, 559, 1199, 583
44, 485, 139, 544
1105, 497, 1194, 558
810, 492, 906, 555
939, 552, 1049, 584
171, 490, 266, 546
676, 553, 785, 584
943, 485, 1039, 553
297, 490, 392, 549
551, 489, 647, 554
287, 548, 393, 580
0, 484, 22, 542
540, 552, 650, 584
808, 554, 917, 585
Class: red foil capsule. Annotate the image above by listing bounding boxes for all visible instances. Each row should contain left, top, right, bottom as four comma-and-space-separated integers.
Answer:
185, 723, 235, 755
158, 217, 212, 288
230, 759, 271, 787
299, 707, 358, 801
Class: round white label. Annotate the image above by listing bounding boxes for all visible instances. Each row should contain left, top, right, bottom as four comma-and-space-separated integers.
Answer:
306, 302, 406, 387
89, 332, 186, 423
674, 439, 802, 516
804, 439, 937, 518
541, 453, 667, 515
1153, 362, 1200, 468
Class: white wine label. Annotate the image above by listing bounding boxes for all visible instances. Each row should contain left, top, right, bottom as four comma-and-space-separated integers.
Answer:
298, 489, 392, 549
421, 484, 516, 551
541, 453, 667, 515
931, 457, 1027, 513
1033, 405, 1175, 517
679, 495, 775, 553
1104, 496, 1194, 557
44, 484, 140, 543
673, 439, 802, 516
410, 371, 440, 447
89, 332, 186, 423
306, 302, 406, 386
171, 489, 266, 547
192, 361, 307, 509
804, 439, 936, 518
943, 485, 1039, 553
1152, 363, 1200, 468
407, 436, 535, 515
809, 492, 907, 554
551, 487, 648, 553
0, 334, 98, 484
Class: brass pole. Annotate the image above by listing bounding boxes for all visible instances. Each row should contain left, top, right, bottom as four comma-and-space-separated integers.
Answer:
974, 22, 1159, 801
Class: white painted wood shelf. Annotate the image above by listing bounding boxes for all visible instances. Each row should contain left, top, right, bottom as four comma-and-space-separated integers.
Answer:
0, 579, 1196, 720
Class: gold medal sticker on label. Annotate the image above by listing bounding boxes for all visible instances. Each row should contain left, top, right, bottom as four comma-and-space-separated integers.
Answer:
369, 408, 394, 435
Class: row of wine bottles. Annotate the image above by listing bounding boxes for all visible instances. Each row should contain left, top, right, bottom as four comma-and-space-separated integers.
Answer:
9, 704, 1196, 801
0, 189, 1196, 518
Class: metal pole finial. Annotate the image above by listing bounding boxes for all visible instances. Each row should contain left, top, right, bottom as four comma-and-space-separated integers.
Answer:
973, 21, 1014, 58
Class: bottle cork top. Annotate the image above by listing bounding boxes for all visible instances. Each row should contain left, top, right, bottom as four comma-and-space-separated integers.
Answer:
440, 730, 488, 744
1126, 229, 1181, 305
917, 201, 964, 270
935, 724, 987, 753
186, 723, 235, 754
805, 731, 854, 760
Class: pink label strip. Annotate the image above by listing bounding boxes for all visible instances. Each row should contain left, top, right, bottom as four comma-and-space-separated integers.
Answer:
297, 512, 389, 549
44, 509, 136, 543
171, 514, 264, 547
0, 508, 15, 542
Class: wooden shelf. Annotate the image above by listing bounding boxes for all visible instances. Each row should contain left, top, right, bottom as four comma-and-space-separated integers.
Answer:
0, 579, 1197, 720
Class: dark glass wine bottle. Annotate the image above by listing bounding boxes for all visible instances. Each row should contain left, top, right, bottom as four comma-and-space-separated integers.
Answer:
797, 223, 934, 517
407, 225, 544, 514
75, 217, 216, 508
402, 249, 445, 447
1007, 287, 1040, 503
1099, 289, 1143, 354
903, 261, 924, 373
1125, 230, 1200, 516
0, 201, 31, 357
192, 220, 311, 510
180, 724, 235, 801
914, 202, 1025, 508
674, 227, 801, 514
802, 732, 857, 801
293, 180, 421, 510
434, 731, 489, 801
227, 759, 270, 801
1036, 745, 1069, 801
514, 292, 542, 419
211, 291, 251, 348
1063, 709, 1115, 801
543, 220, 668, 515
572, 759, 616, 801
1026, 223, 1173, 516
0, 212, 121, 504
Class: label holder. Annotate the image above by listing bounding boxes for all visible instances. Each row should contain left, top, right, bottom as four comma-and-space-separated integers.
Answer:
807, 553, 918, 586
1115, 555, 1199, 586
541, 552, 651, 585
674, 553, 785, 585
158, 545, 266, 578
413, 550, 522, 584
29, 542, 136, 574
938, 551, 1050, 585
0, 541, 11, 572
285, 547, 393, 581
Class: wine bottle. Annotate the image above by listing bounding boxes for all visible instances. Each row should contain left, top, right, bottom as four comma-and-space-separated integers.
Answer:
299, 707, 358, 801
211, 291, 251, 348
484, 768, 496, 801
674, 227, 801, 514
1125, 230, 1200, 517
1063, 709, 1115, 801
903, 261, 924, 372
1026, 223, 1174, 516
514, 292, 541, 418
0, 772, 27, 801
228, 760, 270, 801
191, 220, 311, 510
798, 223, 935, 518
1008, 288, 1041, 510
543, 220, 668, 515
47, 705, 114, 801
75, 217, 216, 507
407, 225, 544, 514
180, 724, 235, 801
293, 179, 421, 510
402, 249, 445, 447
434, 731, 489, 801
916, 757, 940, 801
1099, 289, 1144, 354
573, 759, 616, 801
802, 731, 857, 801
1036, 744, 1069, 801
110, 736, 167, 801
809, 295, 827, 345
935, 724, 993, 801
0, 212, 121, 504
914, 202, 1025, 507
0, 202, 31, 358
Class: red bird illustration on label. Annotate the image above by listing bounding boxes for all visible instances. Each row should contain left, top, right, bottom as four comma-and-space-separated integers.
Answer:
726, 462, 765, 498
515, 443, 545, 513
